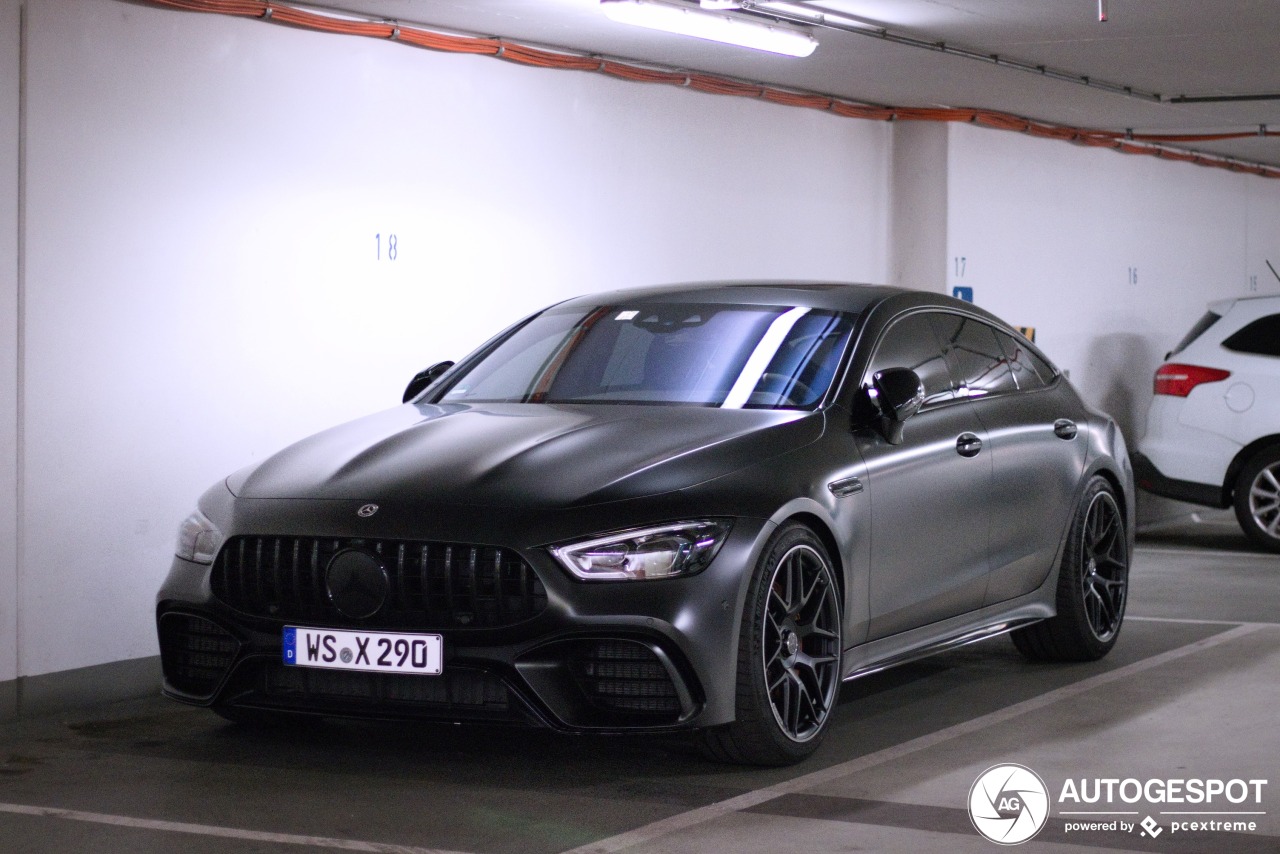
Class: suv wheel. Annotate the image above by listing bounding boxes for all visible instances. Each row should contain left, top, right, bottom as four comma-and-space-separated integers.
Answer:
1233, 446, 1280, 553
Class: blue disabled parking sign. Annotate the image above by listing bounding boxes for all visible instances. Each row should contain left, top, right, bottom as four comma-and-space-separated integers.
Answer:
952, 286, 974, 302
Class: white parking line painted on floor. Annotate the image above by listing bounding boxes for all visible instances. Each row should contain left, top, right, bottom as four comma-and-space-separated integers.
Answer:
0, 802, 473, 854
1129, 615, 1280, 626
1136, 546, 1280, 560
559, 623, 1274, 854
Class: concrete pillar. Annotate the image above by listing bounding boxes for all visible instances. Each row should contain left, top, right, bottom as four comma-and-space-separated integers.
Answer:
888, 121, 949, 294
1, 0, 23, 721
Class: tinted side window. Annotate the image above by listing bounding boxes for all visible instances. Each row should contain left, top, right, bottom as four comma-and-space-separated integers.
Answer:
930, 313, 1017, 398
1222, 315, 1280, 357
1025, 346, 1057, 384
866, 313, 953, 406
995, 329, 1051, 390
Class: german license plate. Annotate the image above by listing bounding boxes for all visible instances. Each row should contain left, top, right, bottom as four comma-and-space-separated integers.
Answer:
283, 626, 443, 676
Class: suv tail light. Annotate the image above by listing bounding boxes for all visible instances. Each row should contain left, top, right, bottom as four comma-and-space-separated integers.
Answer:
1153, 363, 1231, 397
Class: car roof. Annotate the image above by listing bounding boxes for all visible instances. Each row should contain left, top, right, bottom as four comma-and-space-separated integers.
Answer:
555, 281, 926, 314
551, 281, 1028, 346
1208, 293, 1280, 317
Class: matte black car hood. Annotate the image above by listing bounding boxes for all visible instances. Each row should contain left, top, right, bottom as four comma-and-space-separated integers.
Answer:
230, 402, 820, 508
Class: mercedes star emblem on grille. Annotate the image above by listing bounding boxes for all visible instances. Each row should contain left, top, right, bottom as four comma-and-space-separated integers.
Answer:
357, 503, 379, 517
325, 549, 390, 620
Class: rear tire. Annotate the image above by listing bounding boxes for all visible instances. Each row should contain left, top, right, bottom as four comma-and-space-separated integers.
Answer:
1232, 446, 1280, 553
1013, 476, 1129, 662
696, 524, 842, 766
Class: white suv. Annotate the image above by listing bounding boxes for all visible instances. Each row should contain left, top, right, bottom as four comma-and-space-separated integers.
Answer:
1134, 294, 1280, 551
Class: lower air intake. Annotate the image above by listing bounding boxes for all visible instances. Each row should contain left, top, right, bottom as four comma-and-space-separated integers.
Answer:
263, 663, 507, 706
158, 613, 239, 699
571, 640, 682, 716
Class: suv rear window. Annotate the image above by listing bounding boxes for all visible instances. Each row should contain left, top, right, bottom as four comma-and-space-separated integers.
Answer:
1170, 311, 1221, 356
1222, 315, 1280, 357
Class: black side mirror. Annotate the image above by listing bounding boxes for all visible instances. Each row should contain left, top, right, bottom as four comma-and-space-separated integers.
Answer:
402, 361, 455, 403
867, 367, 924, 445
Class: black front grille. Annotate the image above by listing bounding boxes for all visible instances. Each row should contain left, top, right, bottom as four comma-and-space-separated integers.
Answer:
571, 640, 682, 715
211, 536, 547, 629
259, 663, 510, 712
159, 613, 239, 698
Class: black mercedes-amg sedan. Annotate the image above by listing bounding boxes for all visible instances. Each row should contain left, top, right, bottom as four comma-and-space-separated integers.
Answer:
157, 282, 1134, 765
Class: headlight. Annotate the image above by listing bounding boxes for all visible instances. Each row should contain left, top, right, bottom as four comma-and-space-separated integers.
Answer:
175, 511, 223, 564
550, 520, 732, 582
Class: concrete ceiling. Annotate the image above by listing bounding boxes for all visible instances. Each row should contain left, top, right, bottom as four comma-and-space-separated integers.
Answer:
311, 0, 1280, 168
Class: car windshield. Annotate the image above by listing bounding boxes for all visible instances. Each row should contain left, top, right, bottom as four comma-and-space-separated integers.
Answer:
437, 302, 856, 409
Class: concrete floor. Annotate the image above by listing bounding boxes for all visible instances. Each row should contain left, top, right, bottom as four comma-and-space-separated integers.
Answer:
1, 519, 1277, 853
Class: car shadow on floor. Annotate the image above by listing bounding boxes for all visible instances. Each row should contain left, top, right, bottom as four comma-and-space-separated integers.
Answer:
1136, 512, 1265, 553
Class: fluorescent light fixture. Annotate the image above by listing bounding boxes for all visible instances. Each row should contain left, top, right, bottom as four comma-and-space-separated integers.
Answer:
751, 1, 886, 33
600, 0, 818, 57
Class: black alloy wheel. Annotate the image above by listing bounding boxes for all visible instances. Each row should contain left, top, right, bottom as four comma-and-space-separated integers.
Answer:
1013, 476, 1129, 662
763, 542, 842, 741
1078, 488, 1128, 643
697, 524, 842, 765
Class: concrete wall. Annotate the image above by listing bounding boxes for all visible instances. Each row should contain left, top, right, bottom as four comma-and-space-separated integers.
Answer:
945, 123, 1280, 474
889, 122, 948, 293
1, 0, 890, 709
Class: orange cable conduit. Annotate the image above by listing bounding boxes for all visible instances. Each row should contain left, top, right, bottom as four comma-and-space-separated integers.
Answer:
141, 0, 1280, 180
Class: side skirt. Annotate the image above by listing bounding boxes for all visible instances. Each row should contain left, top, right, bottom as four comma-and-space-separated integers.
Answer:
840, 598, 1052, 682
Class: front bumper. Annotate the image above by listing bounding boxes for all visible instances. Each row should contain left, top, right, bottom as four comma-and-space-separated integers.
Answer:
155, 517, 769, 733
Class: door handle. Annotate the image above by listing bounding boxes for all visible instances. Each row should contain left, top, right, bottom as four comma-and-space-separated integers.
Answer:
1054, 419, 1078, 440
956, 432, 983, 457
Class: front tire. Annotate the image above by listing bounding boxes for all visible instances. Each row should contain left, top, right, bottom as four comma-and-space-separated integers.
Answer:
1013, 476, 1129, 662
1233, 446, 1280, 553
697, 524, 842, 765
